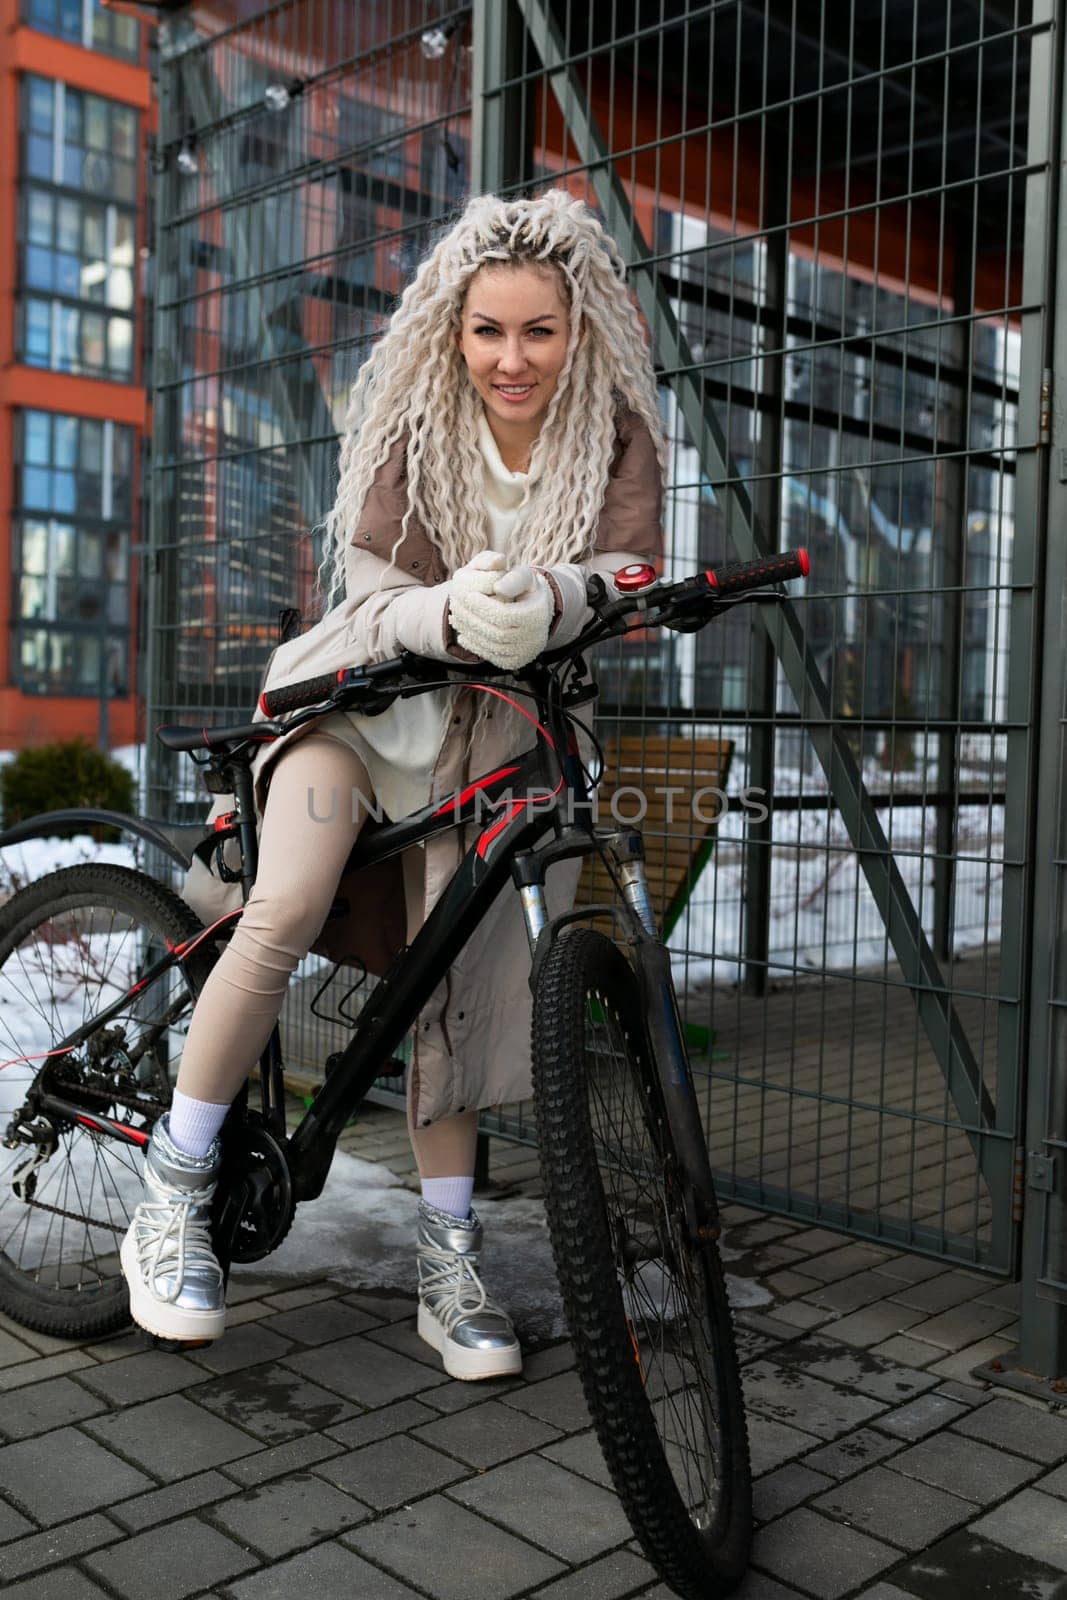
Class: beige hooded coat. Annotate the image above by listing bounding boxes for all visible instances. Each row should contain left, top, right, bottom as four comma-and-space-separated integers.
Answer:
184, 407, 663, 1126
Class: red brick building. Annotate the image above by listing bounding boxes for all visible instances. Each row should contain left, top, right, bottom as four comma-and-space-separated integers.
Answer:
0, 0, 150, 749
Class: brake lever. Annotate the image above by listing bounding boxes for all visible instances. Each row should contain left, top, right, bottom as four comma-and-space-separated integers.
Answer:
658, 588, 788, 634
359, 694, 400, 717
661, 610, 706, 634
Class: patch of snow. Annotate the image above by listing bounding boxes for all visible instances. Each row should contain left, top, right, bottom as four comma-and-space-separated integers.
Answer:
0, 834, 137, 896
239, 1147, 770, 1343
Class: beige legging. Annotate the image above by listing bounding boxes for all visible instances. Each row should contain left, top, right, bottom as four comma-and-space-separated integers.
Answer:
176, 733, 478, 1179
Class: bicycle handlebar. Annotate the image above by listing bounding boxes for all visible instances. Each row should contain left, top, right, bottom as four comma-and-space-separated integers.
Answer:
258, 546, 809, 720
260, 671, 340, 719
704, 548, 810, 595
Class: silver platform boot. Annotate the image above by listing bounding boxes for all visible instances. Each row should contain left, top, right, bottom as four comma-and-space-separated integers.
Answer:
416, 1199, 522, 1380
119, 1114, 226, 1344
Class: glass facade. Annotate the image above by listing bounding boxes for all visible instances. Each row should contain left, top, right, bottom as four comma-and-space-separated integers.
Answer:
13, 410, 131, 696
657, 215, 1019, 733
22, 0, 138, 60
18, 76, 138, 379
151, 11, 471, 706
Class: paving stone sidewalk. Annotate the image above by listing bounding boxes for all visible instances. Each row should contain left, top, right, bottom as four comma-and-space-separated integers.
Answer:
0, 1108, 1064, 1600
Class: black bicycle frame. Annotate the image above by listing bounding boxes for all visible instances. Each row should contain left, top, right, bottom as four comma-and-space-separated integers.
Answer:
284, 663, 604, 1201
30, 648, 725, 1244
25, 665, 594, 1171
274, 661, 720, 1241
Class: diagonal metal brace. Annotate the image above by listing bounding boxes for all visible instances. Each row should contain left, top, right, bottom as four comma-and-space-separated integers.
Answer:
514, 0, 996, 1147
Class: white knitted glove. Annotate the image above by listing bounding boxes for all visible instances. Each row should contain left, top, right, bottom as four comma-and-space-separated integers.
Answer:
450, 549, 509, 596
449, 557, 554, 670
492, 564, 538, 601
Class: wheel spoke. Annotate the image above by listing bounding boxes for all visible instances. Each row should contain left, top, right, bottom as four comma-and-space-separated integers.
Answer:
0, 867, 206, 1330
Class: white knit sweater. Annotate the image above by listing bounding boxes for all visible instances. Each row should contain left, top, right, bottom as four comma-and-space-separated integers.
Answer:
326, 409, 526, 824
474, 408, 528, 550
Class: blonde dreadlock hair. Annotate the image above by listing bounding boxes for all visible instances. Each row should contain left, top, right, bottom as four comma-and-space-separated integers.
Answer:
319, 188, 666, 604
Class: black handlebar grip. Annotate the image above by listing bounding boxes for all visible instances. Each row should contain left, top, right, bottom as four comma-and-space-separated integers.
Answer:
706, 548, 810, 597
259, 670, 340, 718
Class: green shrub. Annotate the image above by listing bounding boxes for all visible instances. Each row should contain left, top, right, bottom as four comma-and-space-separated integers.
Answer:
0, 738, 135, 843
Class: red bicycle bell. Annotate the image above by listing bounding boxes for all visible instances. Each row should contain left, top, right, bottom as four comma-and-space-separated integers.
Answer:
613, 562, 658, 593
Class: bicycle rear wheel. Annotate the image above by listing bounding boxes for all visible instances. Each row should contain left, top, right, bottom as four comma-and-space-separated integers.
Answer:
532, 927, 750, 1598
0, 864, 216, 1338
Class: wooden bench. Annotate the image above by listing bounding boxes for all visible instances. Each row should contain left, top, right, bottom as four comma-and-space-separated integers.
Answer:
574, 731, 734, 1055
575, 731, 734, 934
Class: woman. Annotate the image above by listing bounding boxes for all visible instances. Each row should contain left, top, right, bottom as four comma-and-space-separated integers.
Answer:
121, 189, 666, 1379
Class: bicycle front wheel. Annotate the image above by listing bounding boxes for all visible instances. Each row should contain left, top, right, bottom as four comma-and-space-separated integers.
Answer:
0, 864, 216, 1339
532, 927, 751, 1598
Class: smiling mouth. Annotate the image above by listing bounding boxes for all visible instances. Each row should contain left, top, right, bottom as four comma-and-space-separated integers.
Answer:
493, 384, 534, 396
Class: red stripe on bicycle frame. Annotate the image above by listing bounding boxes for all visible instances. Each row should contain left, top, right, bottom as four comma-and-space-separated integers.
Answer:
168, 907, 243, 958
476, 797, 531, 858
432, 764, 520, 818
75, 1114, 148, 1146
475, 766, 567, 859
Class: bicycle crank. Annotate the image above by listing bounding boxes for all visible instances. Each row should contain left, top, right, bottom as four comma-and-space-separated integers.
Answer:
214, 1118, 295, 1265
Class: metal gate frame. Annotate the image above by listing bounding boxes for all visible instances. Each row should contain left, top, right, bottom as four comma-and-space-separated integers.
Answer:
468, 0, 1065, 1379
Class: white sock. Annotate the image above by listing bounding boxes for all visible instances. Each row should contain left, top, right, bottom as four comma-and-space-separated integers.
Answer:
421, 1175, 475, 1220
167, 1089, 230, 1159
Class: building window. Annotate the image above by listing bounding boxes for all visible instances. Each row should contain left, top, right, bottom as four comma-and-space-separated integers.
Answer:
13, 411, 131, 696
22, 0, 138, 61
24, 76, 138, 200
18, 77, 138, 379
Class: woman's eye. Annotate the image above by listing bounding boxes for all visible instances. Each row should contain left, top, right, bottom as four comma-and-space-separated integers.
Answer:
471, 325, 554, 336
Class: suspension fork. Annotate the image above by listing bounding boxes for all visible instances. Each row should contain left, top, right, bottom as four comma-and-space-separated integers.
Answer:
515, 826, 660, 954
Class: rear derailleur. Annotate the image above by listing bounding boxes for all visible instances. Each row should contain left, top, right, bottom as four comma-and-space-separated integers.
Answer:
3, 1112, 58, 1201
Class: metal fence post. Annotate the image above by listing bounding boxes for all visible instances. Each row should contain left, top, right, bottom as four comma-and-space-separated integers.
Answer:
1001, 0, 1067, 1397
745, 160, 790, 995
932, 205, 974, 965
143, 18, 190, 850
471, 0, 530, 1181
471, 0, 527, 197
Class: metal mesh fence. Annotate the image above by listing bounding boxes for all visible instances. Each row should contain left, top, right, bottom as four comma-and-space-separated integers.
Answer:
148, 0, 1051, 1277
473, 1, 1039, 1273
148, 1, 473, 726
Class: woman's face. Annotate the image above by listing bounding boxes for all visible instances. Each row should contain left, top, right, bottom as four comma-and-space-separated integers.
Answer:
456, 263, 570, 440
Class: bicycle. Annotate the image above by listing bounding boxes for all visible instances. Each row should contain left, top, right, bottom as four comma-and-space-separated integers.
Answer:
0, 547, 807, 1599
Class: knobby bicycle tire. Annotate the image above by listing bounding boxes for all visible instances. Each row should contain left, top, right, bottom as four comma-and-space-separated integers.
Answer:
532, 927, 751, 1598
0, 864, 215, 1339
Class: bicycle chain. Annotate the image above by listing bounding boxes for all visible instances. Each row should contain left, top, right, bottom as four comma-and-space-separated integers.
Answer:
49, 1074, 167, 1118
19, 1193, 125, 1236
